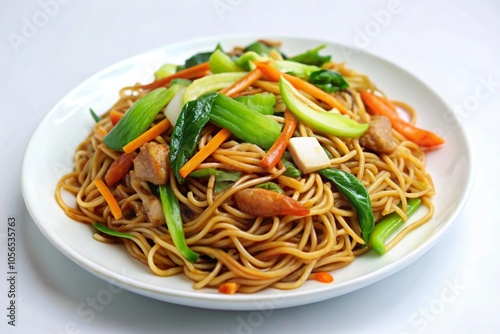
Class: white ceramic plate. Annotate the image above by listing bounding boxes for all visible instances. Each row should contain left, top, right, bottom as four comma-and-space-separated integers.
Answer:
21, 35, 473, 310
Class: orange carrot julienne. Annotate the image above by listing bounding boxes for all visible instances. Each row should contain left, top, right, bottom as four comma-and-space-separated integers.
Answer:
94, 178, 122, 219
360, 91, 445, 148
109, 110, 124, 126
141, 62, 211, 90
122, 118, 171, 154
179, 128, 232, 178
260, 110, 296, 170
253, 61, 352, 115
313, 272, 334, 283
219, 68, 263, 97
218, 282, 240, 294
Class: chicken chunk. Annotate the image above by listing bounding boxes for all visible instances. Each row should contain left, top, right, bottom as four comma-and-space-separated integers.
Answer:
130, 171, 165, 226
133, 142, 169, 185
359, 116, 398, 154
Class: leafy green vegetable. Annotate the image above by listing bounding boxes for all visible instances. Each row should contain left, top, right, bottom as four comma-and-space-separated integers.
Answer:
210, 93, 282, 149
90, 108, 100, 122
288, 44, 331, 66
93, 222, 135, 240
370, 198, 422, 254
244, 41, 283, 57
318, 168, 374, 243
103, 86, 185, 151
209, 49, 244, 73
235, 93, 276, 115
309, 70, 349, 93
188, 168, 242, 193
154, 63, 177, 79
279, 77, 368, 138
282, 155, 302, 178
159, 184, 199, 263
183, 72, 247, 104
184, 44, 223, 69
254, 182, 285, 194
234, 51, 269, 71
273, 60, 321, 80
170, 92, 218, 184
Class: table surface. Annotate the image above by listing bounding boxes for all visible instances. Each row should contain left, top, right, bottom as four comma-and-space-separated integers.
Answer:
2, 0, 499, 333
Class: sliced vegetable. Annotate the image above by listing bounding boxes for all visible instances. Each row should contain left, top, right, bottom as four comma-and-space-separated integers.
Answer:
122, 118, 171, 154
254, 182, 285, 194
104, 84, 185, 151
93, 178, 123, 220
183, 72, 247, 104
154, 63, 177, 79
309, 70, 349, 93
184, 44, 222, 69
170, 92, 219, 184
218, 282, 240, 294
141, 62, 210, 90
313, 272, 334, 283
235, 93, 276, 115
253, 61, 352, 115
370, 198, 422, 254
164, 87, 187, 127
109, 110, 124, 126
318, 168, 374, 243
260, 110, 297, 170
210, 93, 282, 149
209, 49, 244, 73
219, 68, 263, 98
273, 60, 321, 80
179, 128, 232, 179
104, 151, 138, 186
234, 51, 269, 71
244, 41, 282, 57
282, 155, 302, 178
90, 108, 100, 122
93, 222, 135, 240
159, 183, 199, 263
279, 77, 368, 138
288, 44, 331, 66
360, 91, 445, 147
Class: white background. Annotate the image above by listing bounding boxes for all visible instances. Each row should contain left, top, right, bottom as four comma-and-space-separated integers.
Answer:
1, 0, 499, 333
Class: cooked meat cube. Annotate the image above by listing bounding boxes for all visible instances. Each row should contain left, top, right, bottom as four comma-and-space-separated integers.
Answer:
359, 116, 398, 154
130, 171, 165, 226
133, 142, 169, 185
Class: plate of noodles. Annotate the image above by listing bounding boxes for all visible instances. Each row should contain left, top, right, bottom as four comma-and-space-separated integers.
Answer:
22, 35, 472, 310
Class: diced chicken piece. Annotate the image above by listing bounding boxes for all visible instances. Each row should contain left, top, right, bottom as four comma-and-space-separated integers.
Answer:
133, 142, 169, 185
130, 171, 165, 226
359, 115, 398, 154
287, 137, 331, 174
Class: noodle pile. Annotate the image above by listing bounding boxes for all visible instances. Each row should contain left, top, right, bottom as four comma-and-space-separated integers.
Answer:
56, 49, 435, 293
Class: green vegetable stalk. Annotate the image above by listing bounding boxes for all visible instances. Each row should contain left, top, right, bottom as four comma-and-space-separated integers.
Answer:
279, 77, 368, 138
318, 168, 374, 243
159, 183, 199, 263
369, 198, 422, 255
235, 93, 276, 115
103, 82, 189, 151
209, 49, 244, 73
93, 222, 135, 240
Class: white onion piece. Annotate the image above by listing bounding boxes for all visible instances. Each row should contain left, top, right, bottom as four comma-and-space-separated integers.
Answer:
164, 87, 187, 127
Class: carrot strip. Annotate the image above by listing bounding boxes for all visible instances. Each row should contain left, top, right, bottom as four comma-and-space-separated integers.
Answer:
110, 110, 124, 126
122, 118, 171, 154
179, 128, 232, 178
218, 282, 240, 294
94, 178, 122, 219
360, 91, 445, 147
260, 110, 296, 170
104, 152, 138, 186
219, 68, 263, 97
253, 61, 352, 115
313, 272, 334, 283
141, 62, 211, 90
